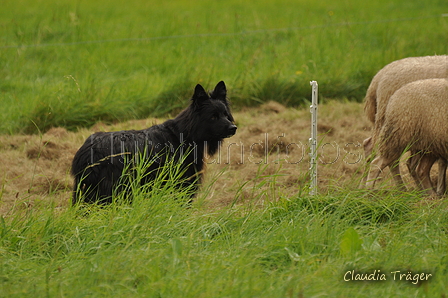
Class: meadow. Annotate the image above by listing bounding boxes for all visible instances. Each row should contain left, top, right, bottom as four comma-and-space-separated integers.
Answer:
0, 0, 447, 134
0, 0, 448, 297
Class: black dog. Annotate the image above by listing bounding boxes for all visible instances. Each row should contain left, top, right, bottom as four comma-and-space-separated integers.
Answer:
71, 81, 237, 204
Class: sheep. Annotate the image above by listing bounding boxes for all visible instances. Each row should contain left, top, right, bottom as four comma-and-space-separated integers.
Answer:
364, 55, 447, 128
366, 78, 448, 196
363, 55, 448, 194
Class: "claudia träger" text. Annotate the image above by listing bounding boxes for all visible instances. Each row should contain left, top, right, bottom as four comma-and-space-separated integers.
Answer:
343, 270, 432, 284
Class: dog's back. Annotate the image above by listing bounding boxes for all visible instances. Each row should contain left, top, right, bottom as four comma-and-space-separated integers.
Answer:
71, 125, 170, 204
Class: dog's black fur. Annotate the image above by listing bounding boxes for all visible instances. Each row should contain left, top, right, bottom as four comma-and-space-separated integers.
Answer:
71, 81, 236, 204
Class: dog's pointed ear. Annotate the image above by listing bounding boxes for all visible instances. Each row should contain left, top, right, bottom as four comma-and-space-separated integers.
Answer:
192, 84, 209, 104
211, 81, 227, 101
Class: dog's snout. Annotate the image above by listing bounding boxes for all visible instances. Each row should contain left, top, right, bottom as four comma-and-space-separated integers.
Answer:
229, 124, 237, 135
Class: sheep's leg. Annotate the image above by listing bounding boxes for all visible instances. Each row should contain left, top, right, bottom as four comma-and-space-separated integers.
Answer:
363, 137, 374, 162
359, 137, 374, 187
389, 162, 406, 191
415, 154, 438, 196
406, 153, 422, 189
437, 159, 447, 196
366, 155, 395, 189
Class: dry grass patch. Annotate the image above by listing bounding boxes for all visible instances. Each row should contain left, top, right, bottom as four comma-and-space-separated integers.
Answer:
0, 101, 439, 214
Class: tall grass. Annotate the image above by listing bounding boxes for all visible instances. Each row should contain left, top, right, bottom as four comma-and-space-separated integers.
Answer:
1, 174, 447, 297
0, 0, 446, 134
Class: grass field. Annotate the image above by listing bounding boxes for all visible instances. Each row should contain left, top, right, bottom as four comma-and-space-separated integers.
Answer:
0, 0, 448, 297
0, 0, 447, 134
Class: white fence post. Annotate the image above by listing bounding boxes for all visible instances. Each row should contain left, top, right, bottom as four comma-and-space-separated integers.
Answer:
309, 81, 318, 195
